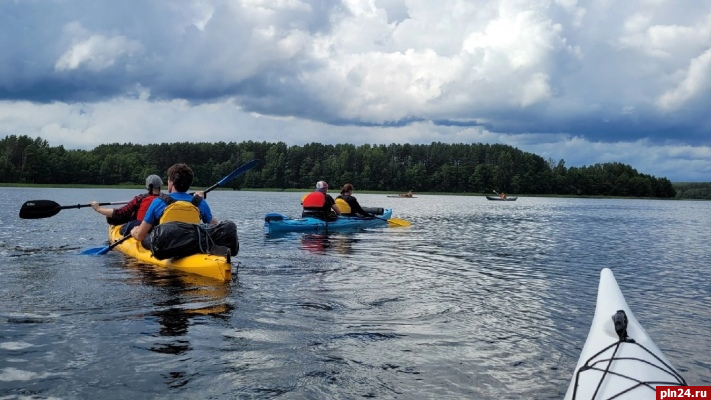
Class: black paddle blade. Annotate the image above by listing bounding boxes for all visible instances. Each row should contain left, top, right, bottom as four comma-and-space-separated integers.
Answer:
19, 200, 61, 219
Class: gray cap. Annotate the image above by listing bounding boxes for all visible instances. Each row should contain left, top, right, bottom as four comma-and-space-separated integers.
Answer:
146, 175, 163, 190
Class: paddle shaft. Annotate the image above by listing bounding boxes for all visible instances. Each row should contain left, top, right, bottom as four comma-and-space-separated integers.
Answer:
53, 201, 128, 210
199, 159, 260, 196
80, 233, 133, 255
323, 215, 409, 230
108, 234, 132, 250
19, 200, 129, 219
61, 201, 129, 210
493, 189, 508, 199
100, 234, 132, 254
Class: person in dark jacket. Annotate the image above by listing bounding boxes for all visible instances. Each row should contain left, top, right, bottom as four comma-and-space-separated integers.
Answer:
335, 183, 374, 218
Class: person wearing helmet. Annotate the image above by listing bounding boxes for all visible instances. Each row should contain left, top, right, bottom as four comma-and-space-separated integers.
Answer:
302, 180, 341, 221
90, 174, 164, 235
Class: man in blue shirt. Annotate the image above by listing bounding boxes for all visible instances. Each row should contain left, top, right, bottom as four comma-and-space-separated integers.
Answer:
131, 163, 217, 244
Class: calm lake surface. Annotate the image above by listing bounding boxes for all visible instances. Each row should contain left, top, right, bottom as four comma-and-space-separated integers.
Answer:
1, 188, 710, 399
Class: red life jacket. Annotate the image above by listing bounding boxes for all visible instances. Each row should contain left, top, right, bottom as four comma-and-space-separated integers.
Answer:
302, 192, 326, 209
137, 194, 159, 220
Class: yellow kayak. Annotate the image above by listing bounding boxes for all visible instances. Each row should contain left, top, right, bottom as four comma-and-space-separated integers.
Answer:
109, 225, 232, 282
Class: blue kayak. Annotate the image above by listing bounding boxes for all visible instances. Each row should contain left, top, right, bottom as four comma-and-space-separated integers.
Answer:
264, 209, 393, 234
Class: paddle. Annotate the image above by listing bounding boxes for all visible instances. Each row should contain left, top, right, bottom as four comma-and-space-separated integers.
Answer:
492, 189, 507, 199
337, 212, 411, 227
19, 200, 129, 220
369, 215, 411, 227
79, 158, 260, 256
198, 158, 260, 198
383, 217, 411, 227
80, 234, 132, 255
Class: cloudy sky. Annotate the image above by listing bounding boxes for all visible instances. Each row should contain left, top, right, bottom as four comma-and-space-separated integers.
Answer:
1, 0, 710, 182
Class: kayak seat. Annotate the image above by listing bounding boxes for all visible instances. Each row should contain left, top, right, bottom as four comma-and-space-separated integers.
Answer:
301, 210, 338, 221
265, 213, 286, 223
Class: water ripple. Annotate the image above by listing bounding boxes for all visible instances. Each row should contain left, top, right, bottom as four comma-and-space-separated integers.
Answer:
0, 190, 709, 398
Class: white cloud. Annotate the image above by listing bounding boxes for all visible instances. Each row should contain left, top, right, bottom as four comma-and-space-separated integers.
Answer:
1, 0, 711, 181
55, 23, 143, 72
656, 48, 711, 111
520, 72, 552, 107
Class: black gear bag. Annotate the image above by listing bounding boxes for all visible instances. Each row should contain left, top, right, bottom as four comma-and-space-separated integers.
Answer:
149, 220, 239, 260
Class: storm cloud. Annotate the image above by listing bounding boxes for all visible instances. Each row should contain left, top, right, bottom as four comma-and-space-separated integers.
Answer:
1, 0, 710, 181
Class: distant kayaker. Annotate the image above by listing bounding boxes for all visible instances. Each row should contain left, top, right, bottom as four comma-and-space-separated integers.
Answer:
130, 163, 218, 245
302, 180, 341, 221
90, 174, 164, 235
336, 184, 374, 218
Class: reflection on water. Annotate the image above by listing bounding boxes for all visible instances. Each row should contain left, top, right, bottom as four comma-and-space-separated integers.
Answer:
299, 233, 360, 255
265, 230, 367, 256
120, 260, 233, 358
1, 189, 710, 399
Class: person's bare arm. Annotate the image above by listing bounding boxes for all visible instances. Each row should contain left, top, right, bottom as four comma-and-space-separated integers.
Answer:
131, 221, 153, 241
90, 201, 115, 217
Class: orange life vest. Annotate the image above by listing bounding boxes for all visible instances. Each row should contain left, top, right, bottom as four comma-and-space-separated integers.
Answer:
302, 192, 326, 209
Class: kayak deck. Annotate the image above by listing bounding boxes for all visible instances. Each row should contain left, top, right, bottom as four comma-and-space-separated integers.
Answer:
564, 268, 686, 399
264, 209, 393, 234
109, 225, 232, 282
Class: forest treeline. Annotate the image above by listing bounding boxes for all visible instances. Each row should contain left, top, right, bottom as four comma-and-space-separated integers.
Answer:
0, 134, 679, 198
671, 182, 711, 200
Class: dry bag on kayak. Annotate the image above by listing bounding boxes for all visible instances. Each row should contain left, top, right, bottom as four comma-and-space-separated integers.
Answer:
204, 220, 239, 256
149, 220, 239, 260
361, 207, 384, 215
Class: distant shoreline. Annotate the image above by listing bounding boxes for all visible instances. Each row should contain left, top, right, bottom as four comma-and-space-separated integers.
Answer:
2, 183, 699, 200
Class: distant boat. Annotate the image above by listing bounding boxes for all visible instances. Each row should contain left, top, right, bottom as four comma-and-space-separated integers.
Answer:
388, 193, 416, 198
486, 195, 517, 201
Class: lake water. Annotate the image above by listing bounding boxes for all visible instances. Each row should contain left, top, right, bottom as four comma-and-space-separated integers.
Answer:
1, 188, 710, 399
